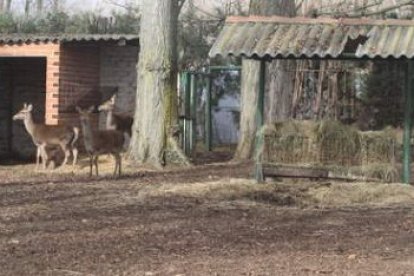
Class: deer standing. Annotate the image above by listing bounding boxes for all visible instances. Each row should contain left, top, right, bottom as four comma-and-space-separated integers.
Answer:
12, 103, 79, 170
76, 106, 125, 177
98, 95, 133, 137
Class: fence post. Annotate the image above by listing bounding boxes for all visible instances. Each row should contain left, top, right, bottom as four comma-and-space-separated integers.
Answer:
190, 73, 197, 155
204, 75, 212, 151
403, 61, 414, 184
255, 60, 266, 183
182, 71, 192, 156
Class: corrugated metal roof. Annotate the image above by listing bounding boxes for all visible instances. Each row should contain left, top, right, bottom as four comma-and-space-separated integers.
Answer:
0, 34, 139, 44
209, 16, 414, 59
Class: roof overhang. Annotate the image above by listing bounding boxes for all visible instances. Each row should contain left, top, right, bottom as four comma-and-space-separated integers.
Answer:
209, 16, 414, 60
0, 34, 139, 46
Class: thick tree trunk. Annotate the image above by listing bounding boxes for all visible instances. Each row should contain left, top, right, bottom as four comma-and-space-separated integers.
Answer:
265, 60, 296, 122
234, 0, 296, 161
5, 0, 11, 12
233, 60, 260, 160
129, 0, 178, 167
36, 0, 42, 14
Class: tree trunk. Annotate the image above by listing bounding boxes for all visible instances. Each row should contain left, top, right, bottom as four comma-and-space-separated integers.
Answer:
36, 0, 42, 14
233, 59, 260, 160
233, 0, 296, 161
265, 60, 296, 122
52, 0, 58, 12
5, 0, 11, 12
24, 0, 31, 16
129, 0, 179, 167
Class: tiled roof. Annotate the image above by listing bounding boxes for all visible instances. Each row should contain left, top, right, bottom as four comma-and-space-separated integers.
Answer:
209, 16, 414, 59
0, 34, 139, 44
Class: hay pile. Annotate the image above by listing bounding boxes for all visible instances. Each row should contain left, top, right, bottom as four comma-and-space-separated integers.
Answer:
262, 120, 399, 182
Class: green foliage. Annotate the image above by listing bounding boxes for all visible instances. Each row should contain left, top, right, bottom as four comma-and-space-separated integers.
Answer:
0, 9, 140, 34
0, 13, 17, 33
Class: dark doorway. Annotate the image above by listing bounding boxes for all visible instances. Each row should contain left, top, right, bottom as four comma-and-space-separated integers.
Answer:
0, 57, 47, 163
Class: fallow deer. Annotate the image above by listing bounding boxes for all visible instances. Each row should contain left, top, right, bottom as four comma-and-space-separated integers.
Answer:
76, 106, 125, 177
98, 95, 133, 137
13, 103, 79, 170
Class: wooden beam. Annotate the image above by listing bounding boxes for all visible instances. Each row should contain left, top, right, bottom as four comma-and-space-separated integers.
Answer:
403, 61, 414, 184
254, 60, 266, 183
263, 165, 329, 179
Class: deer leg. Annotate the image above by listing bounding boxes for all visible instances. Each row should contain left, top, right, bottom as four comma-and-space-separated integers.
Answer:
72, 147, 78, 169
94, 155, 99, 176
89, 155, 93, 177
112, 153, 119, 177
118, 153, 122, 177
117, 153, 122, 177
59, 143, 70, 169
35, 146, 41, 171
40, 144, 48, 170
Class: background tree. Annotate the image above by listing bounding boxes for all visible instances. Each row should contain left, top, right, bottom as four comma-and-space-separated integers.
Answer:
234, 0, 296, 161
128, 0, 179, 166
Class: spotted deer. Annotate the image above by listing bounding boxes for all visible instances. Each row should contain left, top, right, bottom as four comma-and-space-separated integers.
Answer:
12, 103, 79, 170
76, 106, 125, 177
98, 95, 133, 137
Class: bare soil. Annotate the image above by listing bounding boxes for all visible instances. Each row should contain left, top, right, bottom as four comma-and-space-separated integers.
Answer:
1, 160, 414, 275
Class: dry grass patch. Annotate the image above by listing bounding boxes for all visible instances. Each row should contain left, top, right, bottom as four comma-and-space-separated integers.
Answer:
140, 178, 414, 208
307, 182, 414, 207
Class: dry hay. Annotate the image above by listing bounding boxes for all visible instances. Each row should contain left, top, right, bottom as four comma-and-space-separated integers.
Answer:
359, 127, 397, 165
139, 178, 414, 208
315, 120, 361, 166
262, 120, 317, 164
262, 120, 400, 182
307, 181, 414, 207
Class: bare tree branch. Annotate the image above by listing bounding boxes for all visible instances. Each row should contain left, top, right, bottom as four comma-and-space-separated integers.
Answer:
295, 0, 305, 12
318, 0, 414, 17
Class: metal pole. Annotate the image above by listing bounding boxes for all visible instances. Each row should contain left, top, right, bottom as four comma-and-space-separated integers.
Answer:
204, 75, 212, 151
183, 72, 192, 156
403, 61, 413, 184
190, 73, 197, 155
209, 66, 242, 71
255, 60, 266, 183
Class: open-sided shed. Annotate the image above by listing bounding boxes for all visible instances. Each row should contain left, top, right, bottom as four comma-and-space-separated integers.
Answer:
0, 34, 139, 160
209, 16, 414, 183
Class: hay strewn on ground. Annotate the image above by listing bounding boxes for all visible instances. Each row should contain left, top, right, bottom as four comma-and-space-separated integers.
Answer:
140, 178, 414, 208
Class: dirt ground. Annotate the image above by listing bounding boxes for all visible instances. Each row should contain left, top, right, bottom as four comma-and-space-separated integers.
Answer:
1, 155, 414, 275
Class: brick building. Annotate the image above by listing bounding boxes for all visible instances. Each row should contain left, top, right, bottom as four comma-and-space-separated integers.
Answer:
0, 34, 139, 160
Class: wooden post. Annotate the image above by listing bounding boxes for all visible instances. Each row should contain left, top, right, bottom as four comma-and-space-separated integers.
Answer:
403, 61, 413, 184
190, 73, 197, 155
255, 60, 266, 183
204, 75, 212, 151
183, 72, 192, 156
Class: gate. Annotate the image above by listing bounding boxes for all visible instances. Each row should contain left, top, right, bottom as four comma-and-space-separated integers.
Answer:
178, 66, 241, 156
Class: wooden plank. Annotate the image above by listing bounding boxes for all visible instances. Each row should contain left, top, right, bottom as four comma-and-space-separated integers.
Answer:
263, 164, 329, 179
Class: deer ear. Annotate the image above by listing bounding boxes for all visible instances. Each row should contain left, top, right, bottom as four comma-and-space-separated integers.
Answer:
88, 106, 95, 113
23, 103, 27, 108
27, 104, 33, 111
111, 94, 116, 103
75, 106, 82, 113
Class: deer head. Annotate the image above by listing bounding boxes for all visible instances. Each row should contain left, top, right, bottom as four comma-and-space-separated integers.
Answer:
13, 103, 33, 121
76, 106, 96, 122
98, 95, 116, 112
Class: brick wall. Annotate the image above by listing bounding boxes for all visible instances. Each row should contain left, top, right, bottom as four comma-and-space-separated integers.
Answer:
59, 43, 101, 128
0, 41, 138, 160
100, 45, 138, 112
